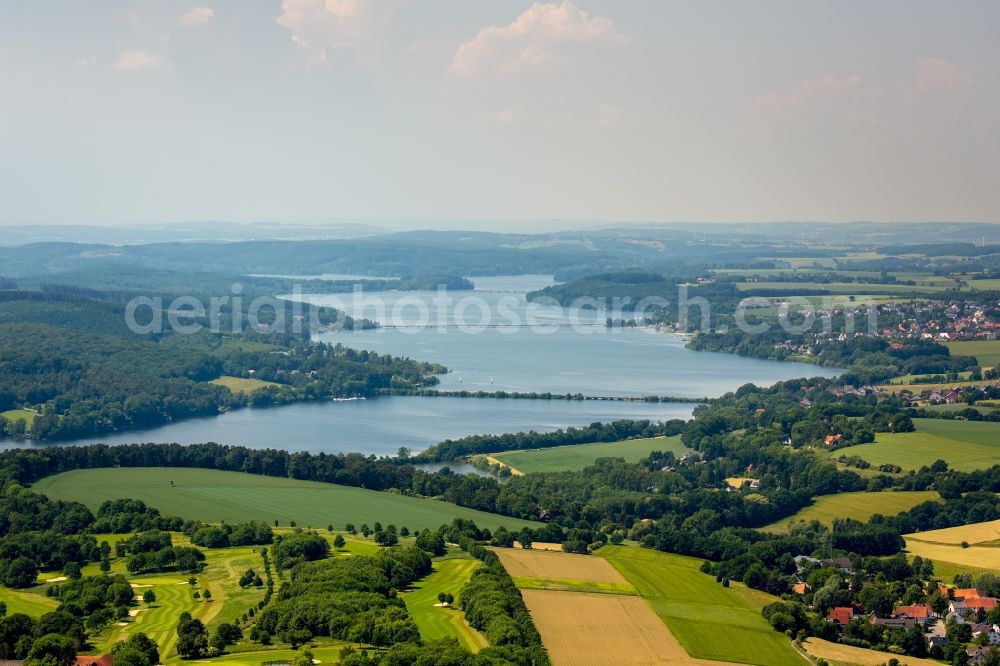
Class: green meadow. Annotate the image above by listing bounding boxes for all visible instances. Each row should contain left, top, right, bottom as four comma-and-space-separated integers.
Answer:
0, 408, 36, 427
761, 491, 941, 532
490, 436, 691, 474
33, 467, 541, 532
600, 546, 802, 666
400, 551, 487, 652
209, 375, 281, 394
945, 339, 1000, 368
831, 418, 1000, 472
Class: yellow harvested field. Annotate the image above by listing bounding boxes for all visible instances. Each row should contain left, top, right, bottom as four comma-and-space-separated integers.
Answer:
803, 638, 943, 666
513, 541, 563, 552
905, 518, 1000, 545
494, 548, 627, 583
905, 540, 1000, 570
521, 590, 731, 666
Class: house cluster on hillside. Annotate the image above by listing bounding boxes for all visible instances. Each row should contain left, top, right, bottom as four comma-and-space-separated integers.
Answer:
825, 587, 1000, 661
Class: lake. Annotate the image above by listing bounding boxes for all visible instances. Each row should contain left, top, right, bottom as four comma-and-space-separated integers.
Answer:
0, 275, 841, 455
301, 275, 840, 398
0, 396, 697, 455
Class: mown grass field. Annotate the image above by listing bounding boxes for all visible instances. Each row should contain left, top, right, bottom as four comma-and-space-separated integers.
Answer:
829, 418, 1000, 472
33, 467, 541, 532
14, 528, 477, 664
761, 491, 941, 532
490, 436, 691, 474
946, 339, 1000, 368
600, 546, 802, 666
0, 585, 59, 617
209, 375, 281, 394
0, 408, 36, 427
401, 551, 487, 652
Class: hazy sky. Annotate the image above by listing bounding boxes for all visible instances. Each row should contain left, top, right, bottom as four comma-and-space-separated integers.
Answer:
1, 1, 997, 229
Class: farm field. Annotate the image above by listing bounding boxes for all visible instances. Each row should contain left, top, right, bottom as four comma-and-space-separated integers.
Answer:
829, 418, 1000, 472
494, 547, 628, 583
878, 379, 986, 393
803, 638, 942, 666
400, 551, 487, 652
520, 589, 725, 666
922, 402, 999, 415
905, 518, 1000, 545
209, 375, 281, 394
33, 467, 541, 532
903, 519, 1000, 575
761, 491, 941, 532
734, 281, 942, 294
600, 546, 803, 666
946, 339, 1000, 368
490, 435, 690, 474
904, 540, 1000, 572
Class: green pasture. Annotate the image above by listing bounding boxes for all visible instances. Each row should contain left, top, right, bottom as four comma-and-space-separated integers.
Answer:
32, 467, 541, 532
490, 436, 691, 474
830, 418, 1000, 472
946, 340, 1000, 368
209, 376, 281, 394
0, 408, 36, 427
599, 546, 802, 666
761, 491, 941, 532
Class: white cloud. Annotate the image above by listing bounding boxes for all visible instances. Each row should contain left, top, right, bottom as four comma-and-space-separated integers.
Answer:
451, 1, 628, 77
115, 50, 161, 71
276, 0, 393, 65
751, 75, 864, 118
914, 57, 974, 96
180, 7, 214, 27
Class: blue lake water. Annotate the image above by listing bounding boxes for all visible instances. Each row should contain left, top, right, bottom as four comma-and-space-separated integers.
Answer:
0, 397, 697, 455
1, 275, 841, 455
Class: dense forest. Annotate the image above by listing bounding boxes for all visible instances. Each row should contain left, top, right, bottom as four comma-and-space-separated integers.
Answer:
0, 291, 444, 440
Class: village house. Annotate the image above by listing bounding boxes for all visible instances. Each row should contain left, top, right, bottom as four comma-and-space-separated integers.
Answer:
870, 615, 916, 630
827, 607, 855, 628
967, 646, 991, 665
74, 656, 113, 666
971, 623, 1000, 645
893, 603, 935, 625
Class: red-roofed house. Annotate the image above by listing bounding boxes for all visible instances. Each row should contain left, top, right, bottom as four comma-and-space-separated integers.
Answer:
828, 607, 855, 626
75, 656, 112, 666
792, 582, 810, 596
954, 588, 982, 600
894, 604, 934, 624
966, 597, 999, 611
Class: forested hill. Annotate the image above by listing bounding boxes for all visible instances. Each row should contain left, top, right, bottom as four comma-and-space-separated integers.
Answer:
16, 265, 474, 296
0, 292, 444, 441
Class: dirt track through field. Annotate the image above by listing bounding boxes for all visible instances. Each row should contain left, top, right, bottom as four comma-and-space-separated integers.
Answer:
495, 548, 627, 583
521, 589, 733, 666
